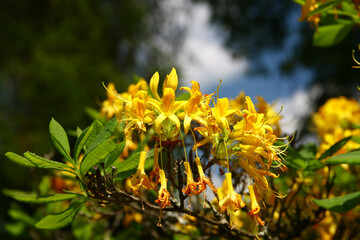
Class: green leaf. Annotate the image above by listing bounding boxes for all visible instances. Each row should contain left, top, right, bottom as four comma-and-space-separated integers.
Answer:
49, 118, 72, 161
325, 150, 360, 165
351, 135, 360, 143
307, 0, 344, 16
298, 143, 317, 160
23, 152, 74, 172
313, 21, 353, 47
80, 139, 117, 174
313, 191, 360, 212
104, 141, 126, 170
116, 151, 154, 180
5, 152, 36, 167
3, 190, 79, 203
73, 120, 102, 161
35, 199, 86, 230
85, 117, 117, 155
304, 160, 325, 171
318, 136, 352, 160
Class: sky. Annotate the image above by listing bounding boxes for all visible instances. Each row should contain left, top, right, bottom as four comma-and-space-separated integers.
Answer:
173, 0, 316, 134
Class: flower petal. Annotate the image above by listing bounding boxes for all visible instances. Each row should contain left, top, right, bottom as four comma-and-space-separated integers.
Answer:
150, 71, 161, 101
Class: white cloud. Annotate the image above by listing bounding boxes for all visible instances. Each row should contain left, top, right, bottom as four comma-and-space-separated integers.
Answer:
177, 2, 247, 91
275, 86, 320, 134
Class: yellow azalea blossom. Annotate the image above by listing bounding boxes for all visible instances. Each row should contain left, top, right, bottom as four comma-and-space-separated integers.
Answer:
182, 161, 200, 196
163, 67, 179, 93
100, 82, 125, 119
122, 206, 143, 227
218, 173, 245, 228
212, 98, 239, 131
147, 69, 186, 139
179, 81, 208, 134
123, 97, 154, 135
130, 151, 156, 194
195, 157, 217, 194
155, 169, 171, 209
248, 184, 265, 226
313, 96, 360, 156
256, 96, 282, 136
149, 147, 161, 184
229, 91, 246, 112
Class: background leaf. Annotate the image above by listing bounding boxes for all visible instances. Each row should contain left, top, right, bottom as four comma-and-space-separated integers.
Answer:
35, 199, 86, 230
313, 191, 360, 212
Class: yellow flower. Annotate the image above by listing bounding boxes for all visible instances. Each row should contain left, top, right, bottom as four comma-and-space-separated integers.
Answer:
218, 173, 245, 228
179, 81, 207, 134
149, 147, 161, 184
256, 96, 282, 136
195, 157, 217, 194
130, 151, 156, 194
248, 184, 265, 226
100, 82, 124, 119
123, 97, 154, 135
147, 68, 186, 140
182, 161, 200, 196
212, 98, 239, 131
155, 169, 171, 209
313, 96, 360, 156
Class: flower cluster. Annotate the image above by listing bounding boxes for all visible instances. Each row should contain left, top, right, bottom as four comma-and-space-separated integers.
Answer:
100, 68, 286, 228
313, 96, 360, 156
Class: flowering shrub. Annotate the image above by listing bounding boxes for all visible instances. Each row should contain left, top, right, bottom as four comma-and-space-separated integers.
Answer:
3, 69, 360, 239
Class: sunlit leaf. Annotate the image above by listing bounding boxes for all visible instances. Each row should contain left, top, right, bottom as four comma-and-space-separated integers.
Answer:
313, 21, 353, 47
23, 152, 74, 172
35, 199, 86, 230
318, 136, 352, 160
325, 150, 360, 165
49, 118, 72, 162
104, 141, 126, 170
85, 117, 117, 155
313, 191, 360, 212
3, 189, 79, 203
5, 152, 36, 168
73, 120, 102, 161
80, 139, 117, 175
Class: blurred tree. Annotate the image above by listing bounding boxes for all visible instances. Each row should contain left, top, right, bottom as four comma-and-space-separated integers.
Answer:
0, 0, 184, 237
193, 0, 359, 101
